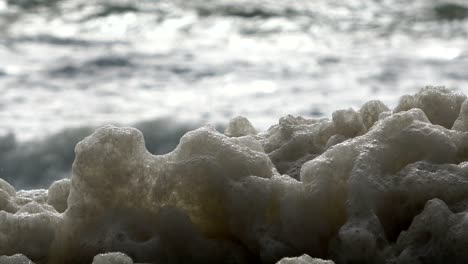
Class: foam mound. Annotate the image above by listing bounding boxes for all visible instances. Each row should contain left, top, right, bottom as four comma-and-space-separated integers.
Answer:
276, 254, 334, 264
92, 253, 133, 264
0, 254, 35, 264
2, 86, 468, 264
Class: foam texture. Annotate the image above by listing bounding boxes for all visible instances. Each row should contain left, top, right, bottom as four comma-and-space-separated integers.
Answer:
2, 87, 468, 264
0, 254, 35, 264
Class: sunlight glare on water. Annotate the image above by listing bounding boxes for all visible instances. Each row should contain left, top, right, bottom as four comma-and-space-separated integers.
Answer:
1, 0, 468, 140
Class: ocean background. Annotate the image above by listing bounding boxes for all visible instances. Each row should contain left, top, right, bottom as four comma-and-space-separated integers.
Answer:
1, 0, 468, 188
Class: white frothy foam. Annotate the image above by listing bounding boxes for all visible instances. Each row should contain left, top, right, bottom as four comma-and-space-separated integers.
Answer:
2, 87, 468, 263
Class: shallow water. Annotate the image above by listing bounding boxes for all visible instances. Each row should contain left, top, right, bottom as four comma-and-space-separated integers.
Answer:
1, 0, 468, 141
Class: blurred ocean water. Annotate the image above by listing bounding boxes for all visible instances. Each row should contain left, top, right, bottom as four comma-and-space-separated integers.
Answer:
1, 0, 468, 187
2, 0, 468, 140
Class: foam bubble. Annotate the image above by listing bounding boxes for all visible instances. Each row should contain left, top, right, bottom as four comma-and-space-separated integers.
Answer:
224, 116, 257, 137
47, 179, 70, 213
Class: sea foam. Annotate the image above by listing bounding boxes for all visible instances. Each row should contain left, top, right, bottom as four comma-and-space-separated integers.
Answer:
1, 86, 468, 264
